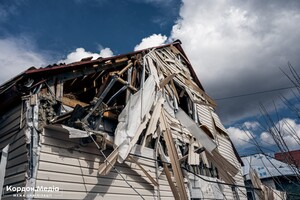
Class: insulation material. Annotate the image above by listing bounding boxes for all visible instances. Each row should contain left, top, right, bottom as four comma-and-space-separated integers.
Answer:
114, 75, 156, 162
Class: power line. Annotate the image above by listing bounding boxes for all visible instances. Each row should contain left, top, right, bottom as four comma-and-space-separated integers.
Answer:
215, 86, 296, 101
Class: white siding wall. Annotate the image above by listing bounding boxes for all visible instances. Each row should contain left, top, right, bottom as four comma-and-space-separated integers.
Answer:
217, 134, 248, 200
0, 105, 27, 199
34, 128, 174, 199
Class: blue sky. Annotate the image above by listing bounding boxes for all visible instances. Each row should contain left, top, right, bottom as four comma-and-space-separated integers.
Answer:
1, 0, 300, 155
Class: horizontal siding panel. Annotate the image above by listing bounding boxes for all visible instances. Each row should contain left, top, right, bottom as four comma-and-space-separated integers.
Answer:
7, 135, 26, 156
0, 117, 21, 139
6, 141, 27, 160
3, 173, 25, 186
35, 180, 156, 196
37, 170, 165, 190
196, 104, 214, 134
0, 105, 21, 129
211, 111, 227, 133
0, 105, 27, 200
37, 128, 175, 199
2, 182, 25, 196
6, 153, 27, 168
33, 190, 161, 200
216, 135, 248, 200
5, 163, 26, 178
37, 160, 160, 187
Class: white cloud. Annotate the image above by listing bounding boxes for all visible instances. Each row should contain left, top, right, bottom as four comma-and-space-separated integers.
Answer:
134, 34, 167, 51
260, 118, 300, 150
227, 126, 253, 148
58, 47, 113, 64
0, 37, 48, 84
243, 121, 260, 130
169, 0, 300, 124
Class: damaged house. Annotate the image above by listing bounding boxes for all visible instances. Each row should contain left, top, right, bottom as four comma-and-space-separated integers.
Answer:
1, 41, 249, 199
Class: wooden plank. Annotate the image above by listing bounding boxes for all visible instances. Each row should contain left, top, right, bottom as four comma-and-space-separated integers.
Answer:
98, 148, 118, 175
159, 73, 177, 88
141, 98, 163, 149
116, 61, 133, 76
163, 164, 180, 200
61, 96, 88, 108
127, 156, 158, 187
160, 111, 188, 200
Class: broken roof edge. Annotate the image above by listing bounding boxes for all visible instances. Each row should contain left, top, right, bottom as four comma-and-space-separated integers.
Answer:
0, 40, 206, 114
22, 40, 203, 90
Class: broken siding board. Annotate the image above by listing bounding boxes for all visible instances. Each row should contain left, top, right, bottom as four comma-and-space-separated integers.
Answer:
217, 135, 241, 168
216, 134, 248, 200
196, 104, 215, 134
211, 111, 228, 134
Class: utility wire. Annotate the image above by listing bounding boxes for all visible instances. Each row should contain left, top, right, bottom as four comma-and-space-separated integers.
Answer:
215, 86, 296, 101
87, 133, 145, 200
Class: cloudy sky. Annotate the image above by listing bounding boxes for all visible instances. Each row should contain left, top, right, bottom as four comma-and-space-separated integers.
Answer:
1, 0, 300, 155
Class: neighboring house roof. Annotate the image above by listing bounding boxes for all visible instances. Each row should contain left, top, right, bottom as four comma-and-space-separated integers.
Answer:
242, 154, 298, 180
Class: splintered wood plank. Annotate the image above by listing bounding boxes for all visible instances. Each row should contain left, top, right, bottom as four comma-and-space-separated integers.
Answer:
160, 111, 188, 200
62, 96, 88, 108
